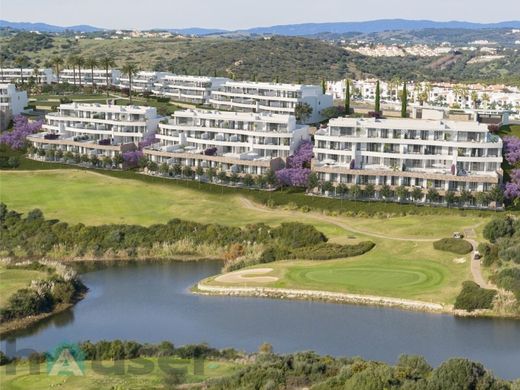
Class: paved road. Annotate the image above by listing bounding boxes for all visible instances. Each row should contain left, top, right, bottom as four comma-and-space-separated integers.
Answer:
467, 237, 490, 289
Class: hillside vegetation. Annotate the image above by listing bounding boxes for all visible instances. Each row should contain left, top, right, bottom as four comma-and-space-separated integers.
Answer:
1, 33, 519, 85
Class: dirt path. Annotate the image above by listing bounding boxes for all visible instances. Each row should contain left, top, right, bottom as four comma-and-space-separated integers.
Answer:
238, 197, 438, 242
466, 236, 490, 288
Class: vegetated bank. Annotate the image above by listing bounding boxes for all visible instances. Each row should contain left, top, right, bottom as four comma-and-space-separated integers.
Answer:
0, 260, 86, 335
0, 339, 517, 389
0, 203, 375, 332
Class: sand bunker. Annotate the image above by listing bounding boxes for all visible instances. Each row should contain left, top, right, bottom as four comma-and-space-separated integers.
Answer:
215, 268, 279, 283
453, 258, 467, 264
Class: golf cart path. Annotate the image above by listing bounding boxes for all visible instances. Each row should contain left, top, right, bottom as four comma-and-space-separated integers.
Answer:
238, 197, 439, 242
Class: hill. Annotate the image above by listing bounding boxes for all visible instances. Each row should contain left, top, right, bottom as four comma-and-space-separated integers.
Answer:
0, 20, 102, 33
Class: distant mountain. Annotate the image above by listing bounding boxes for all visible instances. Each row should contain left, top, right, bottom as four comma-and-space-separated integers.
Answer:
237, 19, 520, 36
2, 18, 520, 36
165, 27, 228, 35
0, 20, 102, 33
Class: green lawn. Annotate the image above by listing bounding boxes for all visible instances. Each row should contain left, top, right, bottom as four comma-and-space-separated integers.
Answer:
0, 168, 486, 304
0, 265, 48, 307
208, 235, 472, 304
0, 358, 237, 390
499, 124, 520, 138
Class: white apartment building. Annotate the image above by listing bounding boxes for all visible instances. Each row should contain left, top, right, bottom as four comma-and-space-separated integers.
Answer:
28, 103, 163, 158
209, 81, 333, 124
152, 75, 229, 105
117, 71, 168, 92
0, 83, 29, 130
0, 68, 54, 84
313, 117, 503, 201
59, 68, 121, 86
144, 109, 309, 176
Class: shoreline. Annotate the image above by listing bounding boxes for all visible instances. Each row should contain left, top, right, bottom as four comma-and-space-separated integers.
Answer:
195, 282, 520, 318
0, 302, 75, 337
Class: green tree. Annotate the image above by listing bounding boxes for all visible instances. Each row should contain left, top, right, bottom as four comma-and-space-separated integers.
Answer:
182, 165, 193, 177
113, 153, 124, 166
148, 161, 159, 172
51, 57, 64, 84
351, 184, 361, 199
445, 191, 456, 207
426, 188, 439, 203
195, 165, 204, 178
321, 181, 334, 194
217, 170, 228, 183
307, 172, 318, 191
264, 169, 277, 187
85, 57, 98, 87
121, 63, 139, 103
99, 55, 116, 96
67, 55, 77, 85
379, 184, 392, 200
159, 162, 169, 175
411, 187, 423, 202
375, 80, 381, 113
364, 183, 375, 199
396, 185, 409, 201
344, 79, 351, 114
459, 189, 473, 206
15, 56, 27, 84
294, 102, 313, 124
243, 174, 254, 187
75, 56, 85, 87
321, 78, 326, 94
401, 81, 408, 118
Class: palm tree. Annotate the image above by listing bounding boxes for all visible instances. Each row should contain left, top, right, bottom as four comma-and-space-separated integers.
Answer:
99, 56, 116, 97
75, 56, 85, 87
52, 57, 64, 83
121, 63, 139, 103
85, 57, 98, 87
67, 55, 77, 85
32, 66, 41, 84
15, 56, 27, 84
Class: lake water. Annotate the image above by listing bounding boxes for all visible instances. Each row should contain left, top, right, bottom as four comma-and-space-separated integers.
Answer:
2, 261, 519, 380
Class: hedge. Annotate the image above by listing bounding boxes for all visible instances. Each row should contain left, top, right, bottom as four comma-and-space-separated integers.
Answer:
433, 238, 473, 255
454, 281, 497, 312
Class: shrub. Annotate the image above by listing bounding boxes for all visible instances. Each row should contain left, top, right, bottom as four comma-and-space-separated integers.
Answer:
454, 281, 497, 312
483, 217, 515, 243
493, 268, 520, 301
433, 238, 473, 255
291, 241, 375, 260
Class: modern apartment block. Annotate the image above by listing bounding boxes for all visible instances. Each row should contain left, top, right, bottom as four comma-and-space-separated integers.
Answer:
0, 68, 54, 84
144, 109, 309, 176
27, 103, 163, 158
152, 75, 229, 105
313, 117, 503, 199
59, 69, 121, 86
117, 71, 168, 92
0, 83, 29, 130
209, 81, 333, 124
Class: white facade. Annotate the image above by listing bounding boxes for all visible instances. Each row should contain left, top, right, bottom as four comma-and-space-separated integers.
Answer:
0, 84, 28, 116
0, 68, 54, 84
313, 117, 503, 197
152, 75, 229, 105
28, 103, 163, 158
210, 81, 333, 124
59, 68, 121, 86
117, 71, 167, 92
145, 109, 309, 176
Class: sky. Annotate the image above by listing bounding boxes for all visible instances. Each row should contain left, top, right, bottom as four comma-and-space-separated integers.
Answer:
1, 0, 519, 30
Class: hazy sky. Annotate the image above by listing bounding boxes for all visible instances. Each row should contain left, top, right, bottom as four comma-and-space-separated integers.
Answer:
1, 0, 518, 30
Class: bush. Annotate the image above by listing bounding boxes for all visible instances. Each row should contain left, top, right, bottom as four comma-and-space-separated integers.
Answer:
291, 241, 375, 260
483, 217, 516, 243
477, 243, 499, 267
493, 268, 520, 301
0, 288, 53, 322
433, 238, 473, 255
454, 281, 497, 312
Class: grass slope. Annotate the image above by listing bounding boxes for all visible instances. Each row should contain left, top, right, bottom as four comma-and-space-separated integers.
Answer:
0, 265, 47, 307
0, 358, 237, 390
0, 168, 483, 304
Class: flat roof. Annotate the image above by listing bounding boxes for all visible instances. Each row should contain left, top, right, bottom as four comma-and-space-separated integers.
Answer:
328, 117, 493, 132
170, 108, 299, 124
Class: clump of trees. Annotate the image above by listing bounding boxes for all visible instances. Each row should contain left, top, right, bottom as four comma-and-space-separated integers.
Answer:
454, 281, 497, 312
0, 204, 374, 269
210, 351, 512, 389
0, 262, 86, 324
433, 238, 473, 255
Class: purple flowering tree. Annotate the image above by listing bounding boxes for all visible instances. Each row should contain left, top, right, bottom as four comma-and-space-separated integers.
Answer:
276, 140, 313, 187
503, 136, 520, 166
138, 131, 157, 149
504, 169, 520, 204
122, 150, 143, 167
0, 115, 43, 150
